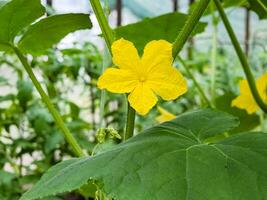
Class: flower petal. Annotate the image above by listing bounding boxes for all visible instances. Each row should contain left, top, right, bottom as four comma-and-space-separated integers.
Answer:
111, 38, 141, 71
141, 40, 173, 74
128, 83, 157, 115
256, 73, 267, 101
156, 106, 176, 123
148, 67, 187, 100
97, 68, 138, 93
239, 79, 251, 95
231, 95, 259, 114
231, 79, 259, 114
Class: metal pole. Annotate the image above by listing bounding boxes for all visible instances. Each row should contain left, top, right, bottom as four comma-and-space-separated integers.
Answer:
173, 0, 178, 11
244, 7, 251, 56
116, 0, 122, 26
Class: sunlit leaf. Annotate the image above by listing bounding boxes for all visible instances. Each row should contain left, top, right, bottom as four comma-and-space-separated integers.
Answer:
0, 0, 45, 45
18, 13, 92, 55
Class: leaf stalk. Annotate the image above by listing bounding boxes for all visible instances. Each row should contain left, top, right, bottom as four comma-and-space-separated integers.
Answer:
213, 0, 267, 113
13, 46, 84, 157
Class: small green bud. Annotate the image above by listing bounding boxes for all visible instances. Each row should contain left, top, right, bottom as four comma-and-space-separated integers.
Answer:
96, 128, 106, 143
106, 128, 122, 140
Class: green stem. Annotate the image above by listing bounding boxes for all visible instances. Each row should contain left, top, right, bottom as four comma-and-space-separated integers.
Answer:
172, 0, 211, 58
99, 46, 109, 128
89, 0, 136, 139
260, 111, 265, 132
177, 56, 212, 107
213, 0, 267, 113
13, 47, 84, 157
210, 2, 218, 105
89, 0, 115, 51
124, 103, 136, 140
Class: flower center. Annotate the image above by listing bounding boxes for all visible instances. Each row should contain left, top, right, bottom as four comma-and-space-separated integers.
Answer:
139, 76, 147, 82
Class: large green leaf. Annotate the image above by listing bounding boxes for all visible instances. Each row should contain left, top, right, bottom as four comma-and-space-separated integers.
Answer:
22, 109, 267, 200
18, 13, 92, 55
114, 12, 207, 54
0, 0, 45, 44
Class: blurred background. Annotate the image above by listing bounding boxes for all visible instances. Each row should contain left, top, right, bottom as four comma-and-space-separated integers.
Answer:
0, 0, 267, 199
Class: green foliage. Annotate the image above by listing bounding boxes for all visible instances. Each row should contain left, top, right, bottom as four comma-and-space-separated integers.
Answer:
249, 0, 267, 19
115, 12, 207, 54
0, 0, 92, 55
200, 0, 267, 19
0, 0, 266, 200
22, 109, 267, 200
0, 0, 45, 43
18, 14, 92, 55
16, 80, 33, 109
0, 43, 103, 199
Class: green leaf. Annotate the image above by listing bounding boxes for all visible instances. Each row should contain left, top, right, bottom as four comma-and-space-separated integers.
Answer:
223, 0, 248, 8
114, 12, 207, 54
0, 94, 14, 102
0, 0, 45, 44
0, 170, 15, 185
44, 131, 64, 154
196, 0, 267, 20
18, 13, 92, 55
22, 109, 263, 200
249, 0, 267, 19
17, 80, 33, 108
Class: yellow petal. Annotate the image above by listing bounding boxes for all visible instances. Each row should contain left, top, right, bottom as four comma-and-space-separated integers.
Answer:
141, 40, 173, 74
128, 83, 157, 115
256, 73, 267, 101
231, 95, 258, 114
239, 79, 251, 95
97, 68, 138, 93
148, 67, 187, 100
111, 38, 141, 71
156, 106, 176, 123
232, 79, 259, 114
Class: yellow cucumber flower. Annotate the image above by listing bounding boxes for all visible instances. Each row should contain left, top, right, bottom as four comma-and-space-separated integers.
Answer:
156, 106, 176, 123
97, 38, 187, 115
232, 73, 267, 114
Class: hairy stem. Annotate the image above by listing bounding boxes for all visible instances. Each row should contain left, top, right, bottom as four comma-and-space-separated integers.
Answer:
210, 1, 217, 105
213, 0, 267, 113
124, 103, 136, 140
172, 0, 210, 58
89, 0, 115, 51
13, 47, 84, 157
89, 0, 136, 139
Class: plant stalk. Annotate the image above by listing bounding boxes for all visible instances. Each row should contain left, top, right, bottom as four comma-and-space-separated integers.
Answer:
13, 46, 84, 157
210, 1, 217, 105
172, 0, 210, 58
89, 0, 136, 139
213, 0, 267, 113
89, 0, 115, 51
124, 103, 136, 140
